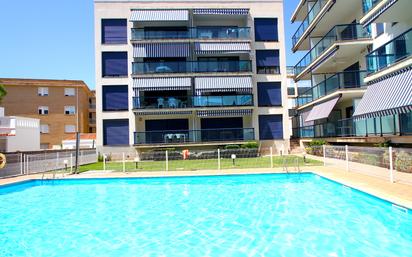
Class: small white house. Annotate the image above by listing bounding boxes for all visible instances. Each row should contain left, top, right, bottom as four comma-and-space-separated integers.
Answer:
62, 133, 96, 149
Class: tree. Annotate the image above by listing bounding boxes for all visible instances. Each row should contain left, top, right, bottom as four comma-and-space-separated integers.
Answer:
0, 84, 6, 104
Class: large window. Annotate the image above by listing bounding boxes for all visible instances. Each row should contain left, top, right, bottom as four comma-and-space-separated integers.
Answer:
102, 85, 129, 111
102, 19, 127, 44
254, 18, 278, 42
259, 115, 283, 140
103, 119, 129, 145
256, 50, 280, 74
102, 52, 128, 77
257, 82, 282, 106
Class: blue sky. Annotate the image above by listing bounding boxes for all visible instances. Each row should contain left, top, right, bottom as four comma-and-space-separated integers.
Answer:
0, 0, 301, 89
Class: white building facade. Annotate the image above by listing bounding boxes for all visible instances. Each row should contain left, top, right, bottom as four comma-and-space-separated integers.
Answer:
290, 0, 412, 145
94, 0, 289, 153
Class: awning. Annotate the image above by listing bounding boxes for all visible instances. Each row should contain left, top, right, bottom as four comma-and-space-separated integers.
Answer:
197, 109, 253, 117
130, 9, 189, 21
193, 9, 249, 15
305, 96, 340, 122
353, 68, 412, 119
194, 77, 253, 93
195, 42, 251, 54
133, 43, 190, 58
133, 77, 192, 91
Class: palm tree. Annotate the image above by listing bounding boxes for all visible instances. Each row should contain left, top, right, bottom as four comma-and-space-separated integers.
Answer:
0, 84, 7, 104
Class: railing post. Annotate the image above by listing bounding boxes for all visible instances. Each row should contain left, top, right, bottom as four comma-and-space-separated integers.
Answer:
270, 147, 274, 168
56, 152, 59, 171
20, 153, 23, 175
103, 155, 106, 171
217, 148, 221, 171
70, 153, 73, 173
345, 145, 349, 171
389, 147, 394, 183
323, 145, 326, 167
165, 150, 169, 172
122, 153, 126, 173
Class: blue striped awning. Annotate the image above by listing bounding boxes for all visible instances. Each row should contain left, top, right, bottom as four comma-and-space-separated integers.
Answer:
305, 97, 341, 122
130, 9, 189, 21
362, 0, 397, 27
195, 76, 253, 93
353, 68, 412, 120
133, 77, 192, 91
193, 9, 249, 15
195, 42, 251, 54
133, 43, 190, 58
197, 109, 253, 117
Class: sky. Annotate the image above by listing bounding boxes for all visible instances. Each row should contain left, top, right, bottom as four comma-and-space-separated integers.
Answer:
0, 0, 302, 89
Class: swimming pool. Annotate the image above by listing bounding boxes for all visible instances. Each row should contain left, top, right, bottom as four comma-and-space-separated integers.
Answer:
0, 173, 411, 256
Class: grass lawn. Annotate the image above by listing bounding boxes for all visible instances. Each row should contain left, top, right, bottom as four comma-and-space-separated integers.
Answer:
78, 155, 322, 173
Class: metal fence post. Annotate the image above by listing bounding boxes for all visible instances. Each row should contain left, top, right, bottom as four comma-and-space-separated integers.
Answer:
345, 145, 349, 171
270, 147, 274, 168
122, 152, 126, 173
103, 155, 106, 171
70, 153, 73, 173
217, 149, 221, 170
165, 151, 169, 172
323, 145, 326, 166
20, 153, 23, 175
389, 146, 394, 183
56, 152, 59, 171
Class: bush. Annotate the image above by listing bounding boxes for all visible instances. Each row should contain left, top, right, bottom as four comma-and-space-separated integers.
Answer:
241, 142, 259, 149
98, 154, 104, 162
395, 151, 412, 173
224, 144, 240, 149
308, 140, 327, 147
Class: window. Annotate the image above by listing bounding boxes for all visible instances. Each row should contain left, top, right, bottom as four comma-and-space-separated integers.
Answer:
64, 88, 75, 96
254, 18, 278, 41
376, 23, 384, 37
40, 124, 49, 134
65, 125, 76, 133
64, 106, 76, 115
256, 50, 280, 74
257, 82, 282, 106
102, 19, 127, 44
102, 52, 128, 77
102, 85, 129, 111
103, 119, 129, 145
258, 115, 283, 140
38, 106, 49, 115
38, 87, 48, 96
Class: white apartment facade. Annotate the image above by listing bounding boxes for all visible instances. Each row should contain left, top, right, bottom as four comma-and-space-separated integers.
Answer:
290, 0, 412, 145
94, 0, 289, 153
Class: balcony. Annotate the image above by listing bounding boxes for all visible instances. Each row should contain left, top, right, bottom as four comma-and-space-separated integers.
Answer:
134, 128, 255, 145
294, 24, 371, 79
361, 0, 408, 26
132, 60, 252, 75
296, 70, 367, 107
131, 27, 250, 41
292, 0, 328, 50
366, 29, 412, 75
362, 0, 383, 13
133, 95, 254, 109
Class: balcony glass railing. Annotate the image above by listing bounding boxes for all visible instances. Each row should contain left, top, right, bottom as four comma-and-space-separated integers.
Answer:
131, 27, 250, 40
292, 113, 412, 138
133, 95, 254, 109
362, 0, 383, 14
134, 128, 255, 144
132, 60, 252, 74
292, 0, 327, 48
294, 24, 371, 76
366, 28, 412, 73
296, 70, 367, 106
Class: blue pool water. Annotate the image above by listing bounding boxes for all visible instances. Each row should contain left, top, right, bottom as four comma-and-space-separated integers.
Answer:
0, 174, 411, 257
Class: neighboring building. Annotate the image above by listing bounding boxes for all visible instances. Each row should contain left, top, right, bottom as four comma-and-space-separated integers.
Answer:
290, 0, 412, 146
89, 91, 96, 133
0, 78, 94, 149
62, 133, 96, 149
0, 108, 40, 152
94, 0, 289, 153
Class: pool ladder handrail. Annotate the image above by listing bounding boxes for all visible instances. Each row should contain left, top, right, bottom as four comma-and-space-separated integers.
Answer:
282, 156, 301, 173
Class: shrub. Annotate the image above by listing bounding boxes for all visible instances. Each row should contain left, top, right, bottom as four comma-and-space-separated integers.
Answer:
224, 144, 240, 149
98, 154, 104, 162
308, 140, 327, 147
395, 151, 412, 173
241, 141, 259, 149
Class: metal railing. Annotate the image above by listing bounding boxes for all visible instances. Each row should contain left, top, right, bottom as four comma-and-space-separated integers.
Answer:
132, 60, 252, 74
131, 27, 251, 40
294, 24, 371, 76
132, 94, 253, 109
134, 128, 255, 145
366, 28, 412, 73
296, 70, 367, 106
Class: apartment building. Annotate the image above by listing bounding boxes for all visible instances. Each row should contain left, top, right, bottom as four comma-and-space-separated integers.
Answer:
89, 90, 96, 133
94, 0, 289, 153
0, 78, 93, 149
290, 0, 412, 145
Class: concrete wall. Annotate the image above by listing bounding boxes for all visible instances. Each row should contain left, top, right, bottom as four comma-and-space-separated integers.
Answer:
5, 117, 40, 152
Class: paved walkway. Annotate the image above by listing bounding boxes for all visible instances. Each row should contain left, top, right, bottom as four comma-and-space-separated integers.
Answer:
1, 166, 411, 209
